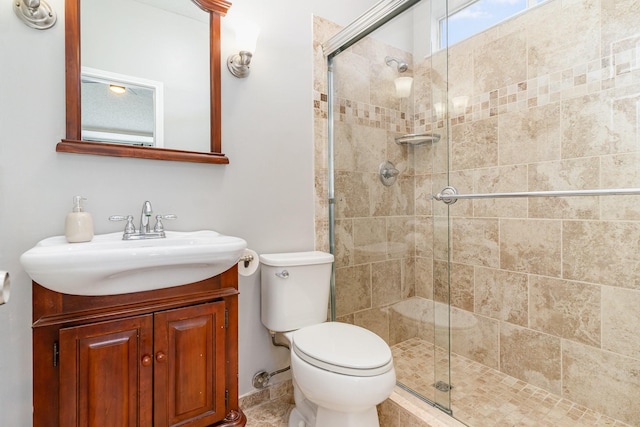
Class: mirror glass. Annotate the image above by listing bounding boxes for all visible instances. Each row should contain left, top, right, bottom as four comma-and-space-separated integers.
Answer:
81, 0, 209, 152
58, 0, 230, 164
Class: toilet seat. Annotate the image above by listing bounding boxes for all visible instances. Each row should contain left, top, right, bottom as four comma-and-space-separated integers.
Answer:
292, 322, 393, 377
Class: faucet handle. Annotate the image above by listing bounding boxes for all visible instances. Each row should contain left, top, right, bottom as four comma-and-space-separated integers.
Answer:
153, 214, 177, 233
109, 215, 136, 234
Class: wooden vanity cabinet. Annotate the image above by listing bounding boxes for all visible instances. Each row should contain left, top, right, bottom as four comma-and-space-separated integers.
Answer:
32, 266, 246, 427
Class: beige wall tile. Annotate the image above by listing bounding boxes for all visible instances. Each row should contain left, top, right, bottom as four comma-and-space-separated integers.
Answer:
354, 307, 390, 344
528, 157, 600, 219
372, 259, 403, 307
451, 218, 499, 268
401, 257, 416, 299
353, 217, 387, 264
601, 153, 640, 220
526, 0, 600, 78
498, 103, 561, 166
413, 59, 433, 117
448, 42, 474, 101
389, 298, 432, 345
415, 216, 434, 259
432, 215, 449, 262
335, 264, 371, 317
334, 171, 370, 218
451, 117, 499, 171
500, 323, 562, 395
601, 0, 640, 56
474, 31, 527, 93
415, 174, 433, 216
452, 312, 499, 369
386, 216, 416, 260
353, 125, 389, 172
415, 256, 434, 300
500, 219, 561, 277
333, 218, 353, 268
377, 399, 400, 427
371, 175, 415, 217
473, 165, 528, 218
529, 275, 601, 347
562, 339, 640, 424
561, 93, 640, 159
602, 286, 640, 359
563, 220, 640, 290
333, 50, 370, 104
333, 121, 356, 171
445, 262, 474, 311
474, 267, 528, 327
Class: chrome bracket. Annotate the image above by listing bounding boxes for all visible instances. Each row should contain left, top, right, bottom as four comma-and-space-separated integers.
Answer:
14, 0, 56, 30
434, 186, 459, 205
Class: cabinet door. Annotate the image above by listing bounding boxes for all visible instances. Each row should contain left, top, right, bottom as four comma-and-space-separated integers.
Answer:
153, 301, 227, 427
59, 315, 154, 427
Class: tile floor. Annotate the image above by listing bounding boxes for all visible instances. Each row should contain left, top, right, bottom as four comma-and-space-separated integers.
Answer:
393, 338, 633, 427
244, 396, 293, 427
244, 338, 633, 427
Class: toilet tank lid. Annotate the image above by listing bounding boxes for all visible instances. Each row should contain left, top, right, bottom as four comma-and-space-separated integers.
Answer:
259, 251, 334, 267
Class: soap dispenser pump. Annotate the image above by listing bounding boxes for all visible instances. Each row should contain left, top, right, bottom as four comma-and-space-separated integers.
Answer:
65, 196, 94, 243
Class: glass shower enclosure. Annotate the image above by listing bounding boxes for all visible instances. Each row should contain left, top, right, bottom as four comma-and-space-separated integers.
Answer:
317, 0, 640, 425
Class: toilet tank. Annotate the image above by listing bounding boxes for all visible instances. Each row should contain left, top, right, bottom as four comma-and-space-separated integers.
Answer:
259, 251, 334, 332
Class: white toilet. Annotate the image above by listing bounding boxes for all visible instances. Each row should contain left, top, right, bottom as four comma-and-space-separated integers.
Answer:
260, 251, 396, 427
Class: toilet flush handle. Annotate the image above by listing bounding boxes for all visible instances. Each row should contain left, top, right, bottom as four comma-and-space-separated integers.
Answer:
275, 270, 289, 279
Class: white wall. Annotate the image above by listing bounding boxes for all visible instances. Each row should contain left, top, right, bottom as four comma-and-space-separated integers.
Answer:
0, 0, 378, 424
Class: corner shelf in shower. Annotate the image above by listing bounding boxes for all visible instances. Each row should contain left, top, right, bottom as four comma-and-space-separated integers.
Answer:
395, 133, 441, 146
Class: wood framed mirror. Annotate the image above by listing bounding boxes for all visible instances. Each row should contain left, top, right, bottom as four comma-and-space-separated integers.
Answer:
57, 0, 232, 164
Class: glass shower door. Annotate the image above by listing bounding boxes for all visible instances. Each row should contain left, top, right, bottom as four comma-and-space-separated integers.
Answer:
321, 0, 453, 414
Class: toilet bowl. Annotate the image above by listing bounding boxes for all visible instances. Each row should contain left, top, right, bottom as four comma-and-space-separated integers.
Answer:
259, 252, 396, 427
287, 322, 396, 427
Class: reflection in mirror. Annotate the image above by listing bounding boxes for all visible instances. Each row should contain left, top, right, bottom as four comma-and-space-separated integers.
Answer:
82, 0, 208, 152
58, 0, 231, 164
81, 67, 163, 147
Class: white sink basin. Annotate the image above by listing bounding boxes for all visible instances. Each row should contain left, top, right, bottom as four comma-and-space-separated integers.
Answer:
20, 230, 247, 296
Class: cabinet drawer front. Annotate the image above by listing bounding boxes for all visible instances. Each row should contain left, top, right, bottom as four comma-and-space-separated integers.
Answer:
59, 315, 154, 427
154, 301, 227, 427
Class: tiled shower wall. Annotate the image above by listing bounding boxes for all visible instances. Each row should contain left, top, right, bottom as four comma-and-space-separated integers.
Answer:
313, 15, 418, 335
313, 0, 640, 424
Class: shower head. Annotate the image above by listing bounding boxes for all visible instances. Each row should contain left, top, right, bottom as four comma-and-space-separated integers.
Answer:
385, 56, 409, 73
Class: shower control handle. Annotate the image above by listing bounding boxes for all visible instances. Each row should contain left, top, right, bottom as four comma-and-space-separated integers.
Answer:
275, 270, 289, 279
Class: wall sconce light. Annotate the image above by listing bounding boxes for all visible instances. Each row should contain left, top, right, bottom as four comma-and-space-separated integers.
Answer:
13, 0, 56, 30
227, 20, 260, 78
433, 102, 446, 120
394, 77, 413, 99
452, 96, 470, 115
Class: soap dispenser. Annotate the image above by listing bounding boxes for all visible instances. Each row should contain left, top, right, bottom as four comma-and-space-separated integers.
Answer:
65, 196, 94, 243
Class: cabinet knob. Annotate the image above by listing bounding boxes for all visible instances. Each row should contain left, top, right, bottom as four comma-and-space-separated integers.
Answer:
141, 354, 152, 367
155, 351, 167, 363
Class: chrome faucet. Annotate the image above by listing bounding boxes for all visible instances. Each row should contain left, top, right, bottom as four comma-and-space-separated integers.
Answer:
109, 201, 177, 240
140, 201, 153, 235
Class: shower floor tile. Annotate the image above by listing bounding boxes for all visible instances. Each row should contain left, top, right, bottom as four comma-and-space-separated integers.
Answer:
392, 338, 633, 427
